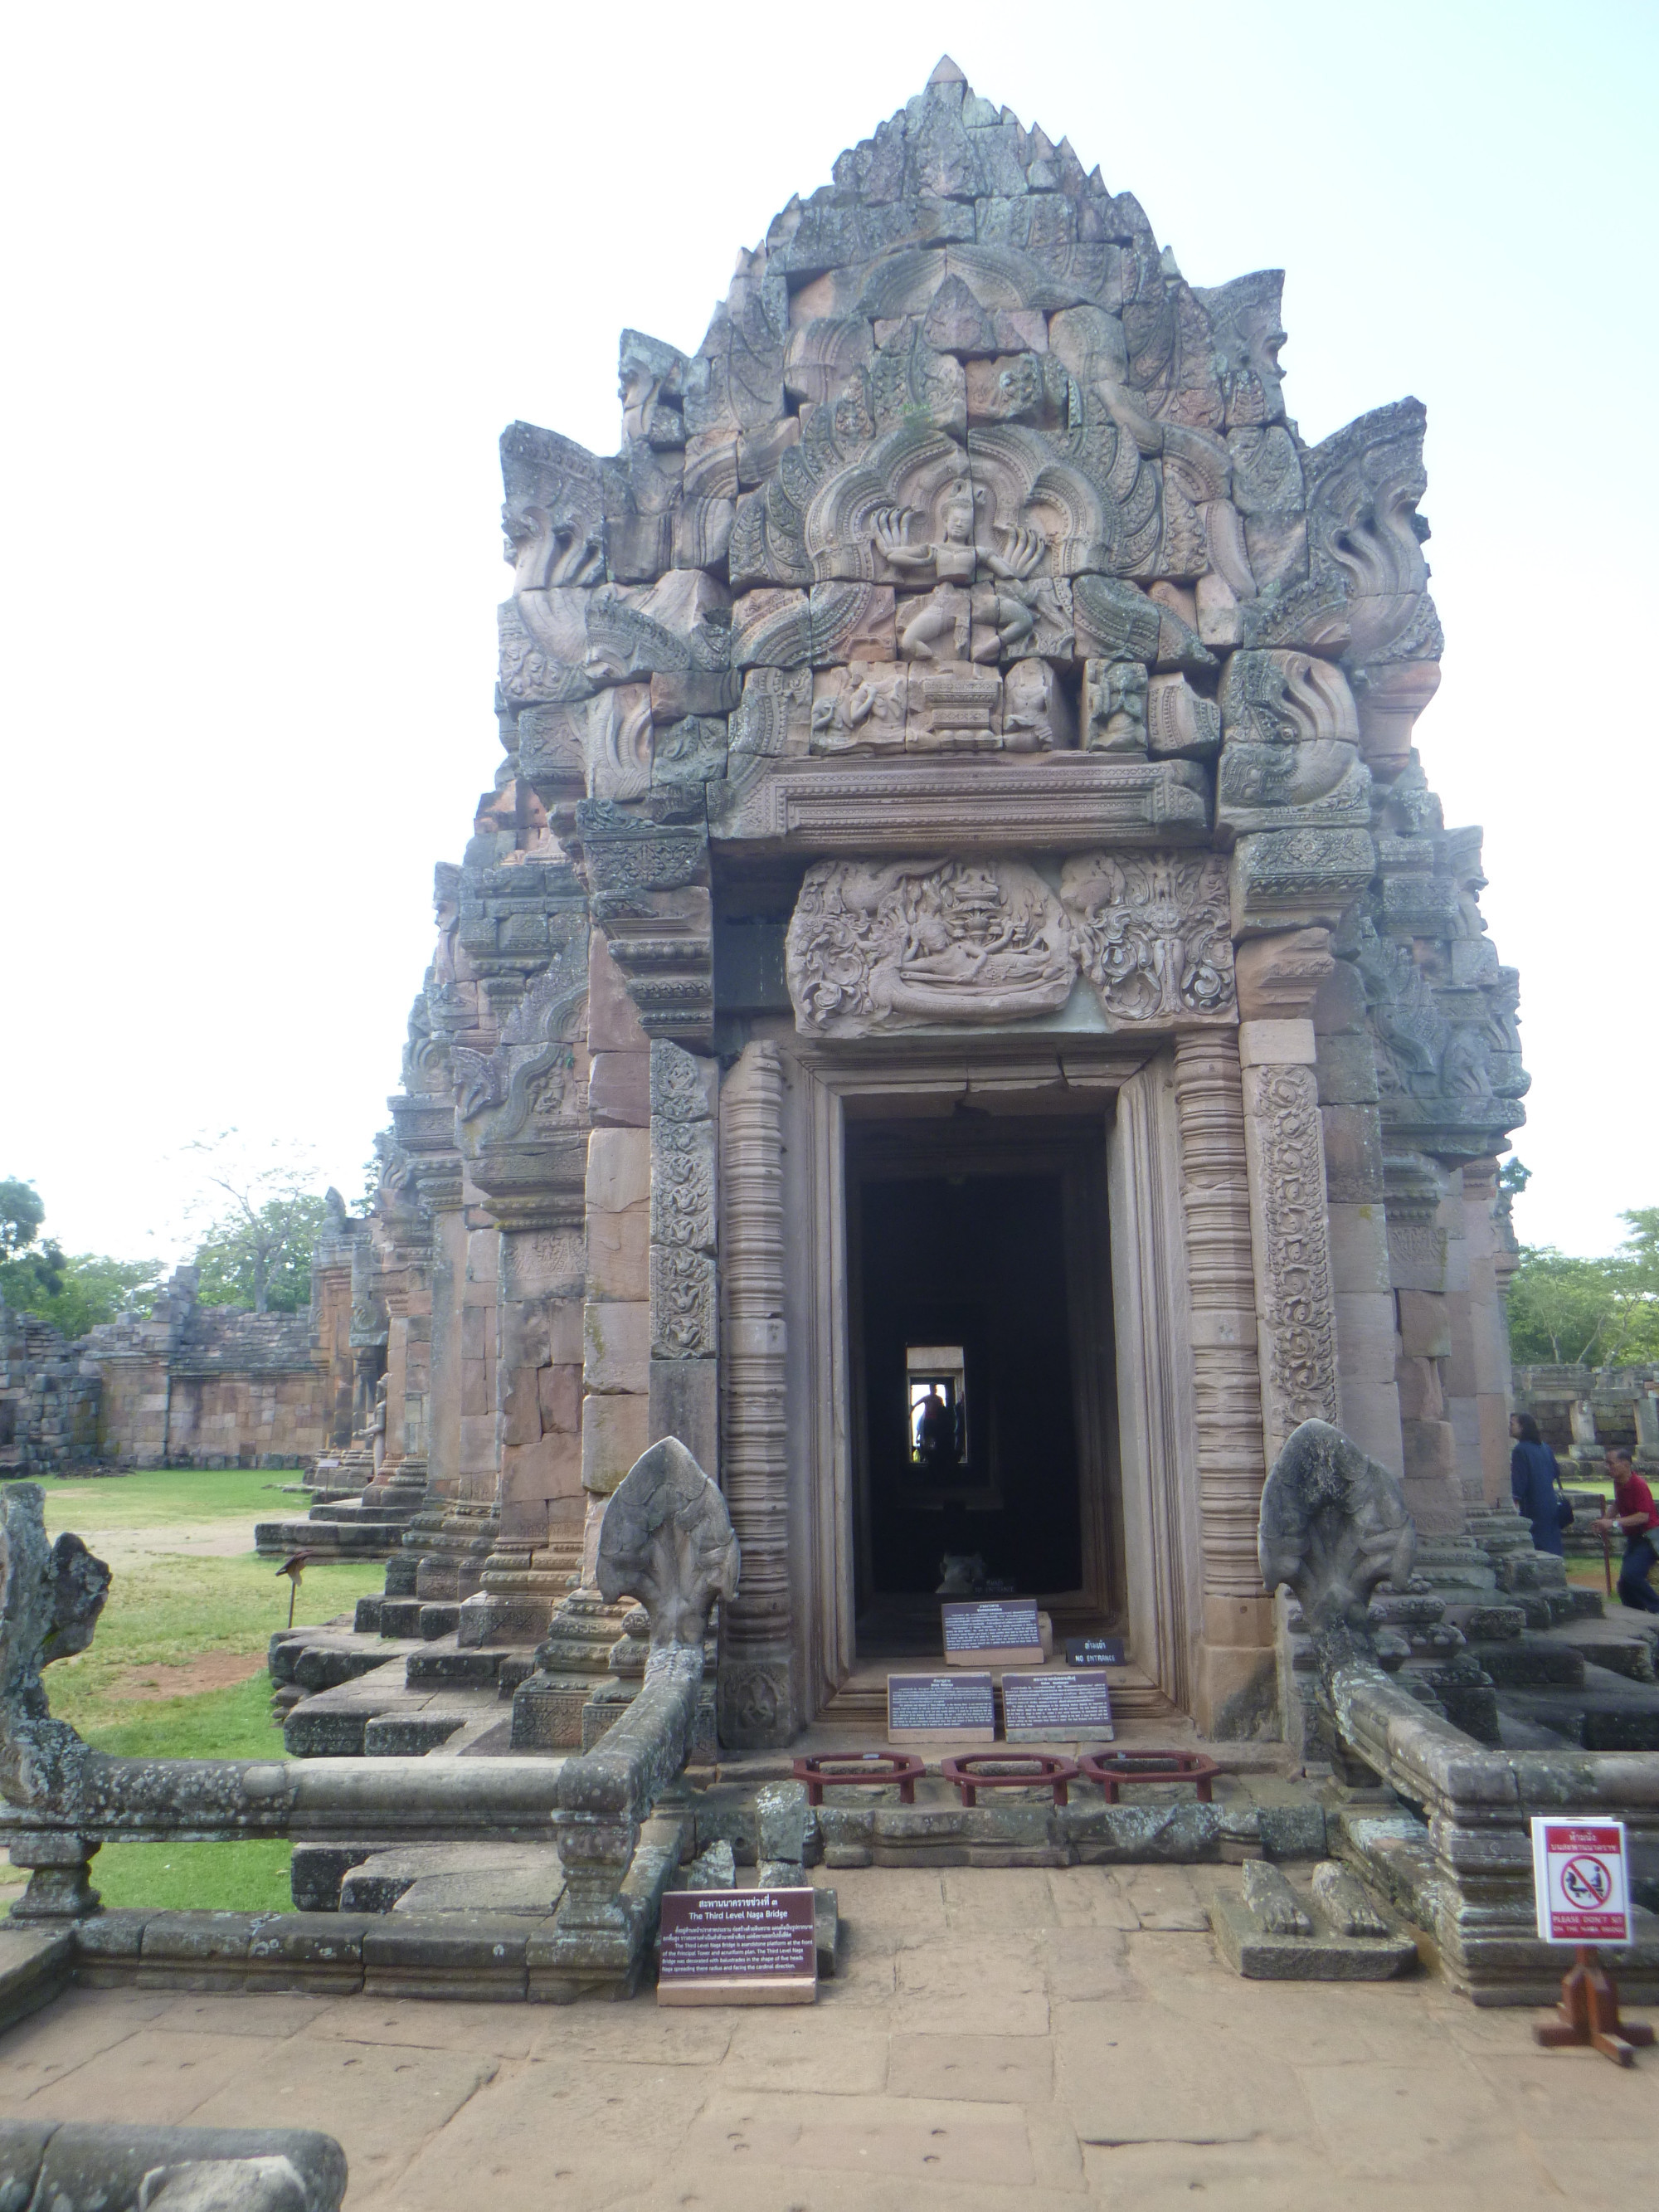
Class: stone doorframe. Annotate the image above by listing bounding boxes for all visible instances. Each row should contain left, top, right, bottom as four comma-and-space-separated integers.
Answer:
717, 1019, 1333, 1743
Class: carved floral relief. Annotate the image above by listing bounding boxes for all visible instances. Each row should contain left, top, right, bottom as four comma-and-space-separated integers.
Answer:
1059, 853, 1235, 1026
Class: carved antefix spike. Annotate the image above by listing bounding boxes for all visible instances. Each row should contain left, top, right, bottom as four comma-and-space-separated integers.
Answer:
596, 1439, 739, 1649
1258, 1419, 1415, 1650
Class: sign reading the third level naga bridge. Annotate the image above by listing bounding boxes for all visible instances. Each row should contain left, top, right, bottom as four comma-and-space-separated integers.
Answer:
658, 1888, 817, 2006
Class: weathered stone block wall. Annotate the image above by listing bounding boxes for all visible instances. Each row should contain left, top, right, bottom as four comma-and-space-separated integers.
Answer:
1515, 1364, 1659, 1471
0, 1306, 101, 1473
163, 1371, 331, 1465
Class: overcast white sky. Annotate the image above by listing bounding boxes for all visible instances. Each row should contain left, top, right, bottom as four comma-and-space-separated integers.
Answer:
2, 1, 1654, 1267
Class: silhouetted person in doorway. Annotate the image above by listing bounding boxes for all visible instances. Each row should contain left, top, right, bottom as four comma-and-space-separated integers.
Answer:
916, 1389, 958, 1474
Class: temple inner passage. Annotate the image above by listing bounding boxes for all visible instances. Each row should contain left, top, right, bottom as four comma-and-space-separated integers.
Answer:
849, 1115, 1115, 1639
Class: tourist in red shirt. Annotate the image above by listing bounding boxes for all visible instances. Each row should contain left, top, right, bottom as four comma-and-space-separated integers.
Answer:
1592, 1447, 1659, 1614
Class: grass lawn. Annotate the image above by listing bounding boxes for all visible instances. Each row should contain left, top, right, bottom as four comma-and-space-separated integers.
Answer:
25, 1467, 387, 1912
36, 1464, 294, 1531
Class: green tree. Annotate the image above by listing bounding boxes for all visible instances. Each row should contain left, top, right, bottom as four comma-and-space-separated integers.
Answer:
1618, 1206, 1659, 1279
0, 1178, 46, 1259
192, 1194, 333, 1313
181, 1133, 333, 1314
1506, 1236, 1659, 1367
0, 1180, 163, 1337
2, 1254, 165, 1337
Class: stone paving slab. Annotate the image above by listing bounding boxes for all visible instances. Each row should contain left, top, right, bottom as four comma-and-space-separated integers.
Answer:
0, 1866, 1648, 2209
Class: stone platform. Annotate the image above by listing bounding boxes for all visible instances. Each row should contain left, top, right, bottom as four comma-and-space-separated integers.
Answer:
3, 1866, 1653, 2212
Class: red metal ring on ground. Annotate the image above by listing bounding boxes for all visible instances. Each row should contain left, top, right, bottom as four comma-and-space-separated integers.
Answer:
792, 1752, 926, 1807
1078, 1750, 1219, 1805
939, 1752, 1079, 1808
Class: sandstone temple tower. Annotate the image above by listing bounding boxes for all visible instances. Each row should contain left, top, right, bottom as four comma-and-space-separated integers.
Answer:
342, 58, 1528, 1747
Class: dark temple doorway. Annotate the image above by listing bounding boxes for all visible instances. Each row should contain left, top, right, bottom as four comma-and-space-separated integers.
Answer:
845, 1113, 1119, 1655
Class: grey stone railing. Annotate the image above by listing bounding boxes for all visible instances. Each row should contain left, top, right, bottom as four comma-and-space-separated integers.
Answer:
0, 1440, 736, 1958
1262, 1418, 1659, 2004
0, 2119, 346, 2211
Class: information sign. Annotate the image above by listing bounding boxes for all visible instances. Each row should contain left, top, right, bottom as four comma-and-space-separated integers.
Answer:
888, 1670, 995, 1742
1002, 1669, 1115, 1742
1064, 1636, 1126, 1667
658, 1888, 817, 2005
941, 1598, 1043, 1667
1531, 1819, 1632, 1946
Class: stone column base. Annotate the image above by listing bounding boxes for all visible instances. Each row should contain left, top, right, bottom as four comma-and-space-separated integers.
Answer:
1194, 1595, 1278, 1740
718, 1654, 798, 1749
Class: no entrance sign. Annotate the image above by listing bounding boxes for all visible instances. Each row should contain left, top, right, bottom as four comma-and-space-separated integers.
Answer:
1531, 1819, 1632, 1946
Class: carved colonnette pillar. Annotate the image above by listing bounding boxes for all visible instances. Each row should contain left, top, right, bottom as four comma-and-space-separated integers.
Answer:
1172, 1030, 1275, 1737
647, 1041, 718, 1477
1238, 928, 1405, 1482
1457, 1157, 1512, 1509
1383, 1152, 1462, 1534
383, 1148, 461, 1594
716, 1040, 795, 1748
1237, 1017, 1340, 1467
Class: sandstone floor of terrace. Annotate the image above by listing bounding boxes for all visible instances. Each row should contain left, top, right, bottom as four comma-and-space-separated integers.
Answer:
1, 1864, 1651, 2210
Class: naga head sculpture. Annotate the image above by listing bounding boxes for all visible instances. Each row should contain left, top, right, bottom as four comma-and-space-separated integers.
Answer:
1258, 1418, 1416, 1652
596, 1437, 740, 1650
0, 1484, 109, 1810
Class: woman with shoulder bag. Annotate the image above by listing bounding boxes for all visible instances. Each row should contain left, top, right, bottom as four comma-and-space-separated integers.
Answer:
1509, 1412, 1569, 1556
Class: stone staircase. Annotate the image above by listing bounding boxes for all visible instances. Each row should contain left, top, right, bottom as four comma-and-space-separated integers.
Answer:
254, 1456, 428, 1562
1288, 1502, 1659, 1755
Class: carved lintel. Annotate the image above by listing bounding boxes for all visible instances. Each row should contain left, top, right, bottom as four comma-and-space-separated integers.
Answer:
786, 856, 1073, 1036
1060, 852, 1235, 1028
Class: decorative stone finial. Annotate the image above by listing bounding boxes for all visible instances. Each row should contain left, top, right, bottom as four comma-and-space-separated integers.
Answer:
0, 1484, 109, 1809
596, 1438, 738, 1649
1258, 1418, 1415, 1651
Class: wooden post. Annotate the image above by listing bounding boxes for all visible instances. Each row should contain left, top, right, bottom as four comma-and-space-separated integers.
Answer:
1533, 1946, 1655, 2066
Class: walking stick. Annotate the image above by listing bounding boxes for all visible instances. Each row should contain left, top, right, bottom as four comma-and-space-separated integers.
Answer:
1601, 1527, 1613, 1596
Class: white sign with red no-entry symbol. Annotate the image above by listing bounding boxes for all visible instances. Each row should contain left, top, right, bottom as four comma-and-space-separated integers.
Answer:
1530, 1818, 1632, 1945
